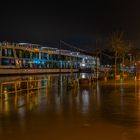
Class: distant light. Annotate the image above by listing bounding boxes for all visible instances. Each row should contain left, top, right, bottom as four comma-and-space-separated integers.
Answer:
34, 48, 39, 52
81, 63, 86, 67
82, 73, 86, 78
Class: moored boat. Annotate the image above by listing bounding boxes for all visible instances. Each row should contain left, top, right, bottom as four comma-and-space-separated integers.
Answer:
0, 42, 89, 75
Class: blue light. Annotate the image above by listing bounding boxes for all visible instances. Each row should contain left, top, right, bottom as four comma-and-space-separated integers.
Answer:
33, 59, 40, 64
33, 59, 36, 64
42, 60, 44, 64
37, 60, 40, 64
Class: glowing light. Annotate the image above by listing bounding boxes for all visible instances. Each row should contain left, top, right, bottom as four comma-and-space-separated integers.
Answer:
34, 48, 39, 52
81, 63, 86, 67
81, 73, 86, 79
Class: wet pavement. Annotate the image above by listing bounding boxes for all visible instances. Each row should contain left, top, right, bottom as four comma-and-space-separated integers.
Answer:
0, 74, 140, 140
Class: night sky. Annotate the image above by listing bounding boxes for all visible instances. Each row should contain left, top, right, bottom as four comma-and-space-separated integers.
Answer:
0, 1, 140, 51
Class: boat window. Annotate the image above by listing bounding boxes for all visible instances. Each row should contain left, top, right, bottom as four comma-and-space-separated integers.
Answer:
1, 58, 15, 66
49, 54, 52, 60
61, 55, 66, 61
23, 51, 30, 59
16, 49, 23, 58
2, 48, 14, 57
41, 53, 48, 60
32, 52, 39, 59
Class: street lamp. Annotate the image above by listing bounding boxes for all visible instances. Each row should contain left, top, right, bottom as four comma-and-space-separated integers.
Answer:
59, 40, 62, 73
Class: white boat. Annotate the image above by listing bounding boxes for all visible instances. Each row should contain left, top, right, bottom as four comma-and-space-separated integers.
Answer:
0, 42, 95, 75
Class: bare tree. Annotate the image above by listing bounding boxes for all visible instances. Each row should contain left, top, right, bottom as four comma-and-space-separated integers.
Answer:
110, 32, 124, 79
119, 41, 132, 79
110, 32, 132, 80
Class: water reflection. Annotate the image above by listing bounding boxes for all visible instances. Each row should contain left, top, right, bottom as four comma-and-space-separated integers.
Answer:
1, 74, 140, 139
81, 89, 89, 114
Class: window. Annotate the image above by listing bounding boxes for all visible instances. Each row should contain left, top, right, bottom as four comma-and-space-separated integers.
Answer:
2, 48, 14, 57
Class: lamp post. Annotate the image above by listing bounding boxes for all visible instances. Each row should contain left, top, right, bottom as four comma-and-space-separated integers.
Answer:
95, 49, 99, 81
58, 40, 62, 94
59, 40, 62, 73
128, 53, 132, 79
96, 52, 98, 80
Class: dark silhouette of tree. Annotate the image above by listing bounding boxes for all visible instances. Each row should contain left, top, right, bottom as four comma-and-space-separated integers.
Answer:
110, 32, 132, 79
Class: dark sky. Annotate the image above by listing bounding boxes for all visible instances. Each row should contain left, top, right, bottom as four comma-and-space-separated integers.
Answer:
0, 1, 140, 50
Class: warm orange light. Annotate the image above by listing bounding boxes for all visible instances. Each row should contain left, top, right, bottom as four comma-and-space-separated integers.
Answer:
34, 48, 39, 52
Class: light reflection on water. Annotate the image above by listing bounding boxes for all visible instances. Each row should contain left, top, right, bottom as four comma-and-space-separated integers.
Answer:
0, 74, 140, 139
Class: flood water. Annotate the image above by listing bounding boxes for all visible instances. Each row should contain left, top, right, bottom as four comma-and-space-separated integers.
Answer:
0, 73, 140, 140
